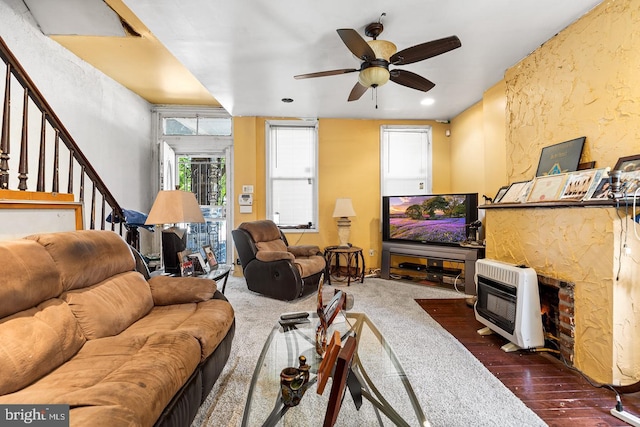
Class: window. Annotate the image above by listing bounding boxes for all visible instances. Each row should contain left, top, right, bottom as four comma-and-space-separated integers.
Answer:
381, 126, 432, 196
266, 121, 318, 230
163, 116, 232, 136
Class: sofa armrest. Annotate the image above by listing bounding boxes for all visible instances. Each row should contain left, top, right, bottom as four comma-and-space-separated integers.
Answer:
288, 245, 322, 257
256, 250, 295, 262
148, 275, 217, 306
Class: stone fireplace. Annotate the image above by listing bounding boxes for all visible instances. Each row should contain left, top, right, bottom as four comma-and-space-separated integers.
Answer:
483, 204, 640, 385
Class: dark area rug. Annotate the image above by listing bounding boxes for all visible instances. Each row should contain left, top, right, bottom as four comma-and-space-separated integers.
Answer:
415, 298, 640, 427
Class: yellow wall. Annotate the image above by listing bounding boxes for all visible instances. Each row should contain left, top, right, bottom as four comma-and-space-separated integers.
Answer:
505, 0, 640, 181
233, 118, 452, 269
482, 0, 640, 384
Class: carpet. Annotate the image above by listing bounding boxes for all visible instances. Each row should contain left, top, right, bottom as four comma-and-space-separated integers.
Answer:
193, 276, 546, 427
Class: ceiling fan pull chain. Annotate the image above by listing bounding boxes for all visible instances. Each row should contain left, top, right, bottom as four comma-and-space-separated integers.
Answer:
375, 87, 379, 109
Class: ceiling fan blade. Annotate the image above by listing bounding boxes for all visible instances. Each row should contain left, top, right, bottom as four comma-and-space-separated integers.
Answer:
390, 35, 461, 65
337, 29, 376, 61
348, 82, 368, 101
389, 69, 435, 92
294, 68, 359, 79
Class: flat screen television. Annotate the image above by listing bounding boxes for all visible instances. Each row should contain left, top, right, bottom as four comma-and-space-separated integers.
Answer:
382, 193, 478, 246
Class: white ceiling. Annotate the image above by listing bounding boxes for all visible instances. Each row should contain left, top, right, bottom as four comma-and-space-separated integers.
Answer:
123, 0, 602, 120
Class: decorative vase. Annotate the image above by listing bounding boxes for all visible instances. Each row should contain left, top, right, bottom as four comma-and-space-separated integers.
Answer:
280, 355, 311, 407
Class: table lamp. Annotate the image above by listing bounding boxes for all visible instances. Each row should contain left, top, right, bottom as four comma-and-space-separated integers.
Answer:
145, 190, 205, 275
332, 198, 356, 248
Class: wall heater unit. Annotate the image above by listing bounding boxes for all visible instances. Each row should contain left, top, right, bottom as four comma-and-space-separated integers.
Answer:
474, 259, 544, 352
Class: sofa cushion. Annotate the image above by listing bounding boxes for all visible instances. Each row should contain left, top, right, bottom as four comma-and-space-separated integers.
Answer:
148, 275, 217, 305
0, 239, 62, 319
27, 230, 135, 291
0, 332, 201, 427
121, 299, 235, 361
0, 299, 86, 395
63, 271, 153, 340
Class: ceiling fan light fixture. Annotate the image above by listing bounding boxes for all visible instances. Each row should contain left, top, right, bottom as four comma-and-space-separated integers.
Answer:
367, 39, 397, 61
358, 66, 390, 88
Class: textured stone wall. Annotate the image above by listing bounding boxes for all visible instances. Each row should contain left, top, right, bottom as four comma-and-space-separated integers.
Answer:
505, 0, 640, 182
495, 0, 640, 384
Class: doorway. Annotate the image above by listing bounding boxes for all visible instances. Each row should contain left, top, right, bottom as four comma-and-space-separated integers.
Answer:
154, 107, 233, 266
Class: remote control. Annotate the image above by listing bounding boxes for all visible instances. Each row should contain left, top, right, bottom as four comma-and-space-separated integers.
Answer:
280, 312, 309, 321
279, 318, 310, 327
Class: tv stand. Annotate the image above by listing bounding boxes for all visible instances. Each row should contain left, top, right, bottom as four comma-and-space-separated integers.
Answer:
381, 242, 485, 295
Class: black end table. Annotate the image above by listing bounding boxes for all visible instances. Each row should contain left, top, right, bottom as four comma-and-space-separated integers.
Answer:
324, 246, 365, 286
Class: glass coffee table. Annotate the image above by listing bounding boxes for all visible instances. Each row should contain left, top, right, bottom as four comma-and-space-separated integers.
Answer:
241, 312, 427, 426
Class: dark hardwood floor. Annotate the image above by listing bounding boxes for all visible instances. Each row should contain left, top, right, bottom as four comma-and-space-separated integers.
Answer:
416, 298, 640, 427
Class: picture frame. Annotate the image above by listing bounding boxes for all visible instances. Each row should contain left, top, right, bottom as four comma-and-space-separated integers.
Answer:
527, 174, 569, 202
499, 181, 532, 204
493, 186, 510, 203
202, 245, 218, 268
587, 177, 613, 200
323, 335, 357, 427
316, 330, 342, 395
188, 253, 210, 274
535, 136, 586, 177
614, 154, 640, 173
180, 259, 194, 277
559, 170, 598, 201
620, 170, 640, 195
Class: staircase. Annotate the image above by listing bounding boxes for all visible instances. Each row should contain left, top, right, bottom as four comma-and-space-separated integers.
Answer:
0, 36, 125, 236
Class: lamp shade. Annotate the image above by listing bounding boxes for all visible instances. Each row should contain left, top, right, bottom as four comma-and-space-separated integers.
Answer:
332, 198, 356, 218
145, 190, 205, 225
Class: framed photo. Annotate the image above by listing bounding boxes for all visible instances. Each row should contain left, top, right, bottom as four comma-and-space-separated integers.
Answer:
202, 245, 218, 268
493, 186, 509, 203
527, 174, 569, 202
535, 136, 586, 177
621, 170, 640, 195
559, 170, 598, 201
316, 331, 342, 395
581, 168, 610, 200
323, 336, 357, 427
323, 291, 345, 326
614, 155, 640, 173
499, 181, 532, 204
188, 253, 210, 274
180, 259, 194, 277
588, 177, 614, 200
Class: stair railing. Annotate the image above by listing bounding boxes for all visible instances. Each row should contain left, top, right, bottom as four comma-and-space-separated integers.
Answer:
0, 36, 125, 234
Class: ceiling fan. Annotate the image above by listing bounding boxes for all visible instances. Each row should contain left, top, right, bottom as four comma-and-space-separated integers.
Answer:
294, 14, 462, 102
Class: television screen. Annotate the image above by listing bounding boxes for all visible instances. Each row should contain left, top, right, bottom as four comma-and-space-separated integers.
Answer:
382, 193, 478, 246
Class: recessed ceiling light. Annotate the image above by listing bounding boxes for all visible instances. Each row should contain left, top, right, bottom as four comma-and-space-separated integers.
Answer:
421, 98, 435, 106
281, 98, 294, 103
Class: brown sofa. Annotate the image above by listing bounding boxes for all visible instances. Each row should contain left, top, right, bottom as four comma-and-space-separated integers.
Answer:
0, 230, 235, 427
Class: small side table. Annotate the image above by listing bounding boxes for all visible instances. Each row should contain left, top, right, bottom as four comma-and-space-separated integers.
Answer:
203, 264, 232, 294
324, 246, 365, 286
150, 264, 232, 294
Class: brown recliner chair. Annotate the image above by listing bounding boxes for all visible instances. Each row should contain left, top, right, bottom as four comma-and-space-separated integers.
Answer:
232, 220, 326, 300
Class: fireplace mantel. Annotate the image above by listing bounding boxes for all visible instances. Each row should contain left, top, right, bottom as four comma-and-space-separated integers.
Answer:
483, 204, 640, 385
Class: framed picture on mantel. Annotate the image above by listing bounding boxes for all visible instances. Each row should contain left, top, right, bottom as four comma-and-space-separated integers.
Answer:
535, 136, 586, 177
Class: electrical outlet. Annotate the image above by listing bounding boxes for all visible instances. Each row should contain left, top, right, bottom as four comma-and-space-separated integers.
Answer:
369, 249, 375, 256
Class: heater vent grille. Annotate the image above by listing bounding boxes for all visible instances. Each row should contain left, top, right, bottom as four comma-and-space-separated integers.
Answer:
476, 261, 521, 286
